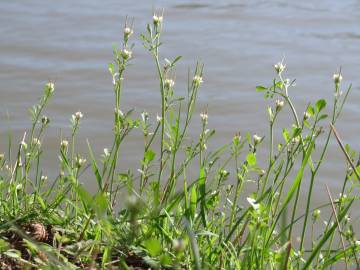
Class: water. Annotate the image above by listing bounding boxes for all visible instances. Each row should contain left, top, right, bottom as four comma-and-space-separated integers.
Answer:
1, 0, 360, 210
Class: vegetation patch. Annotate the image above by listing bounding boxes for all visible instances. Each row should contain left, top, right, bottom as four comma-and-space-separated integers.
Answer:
0, 13, 359, 269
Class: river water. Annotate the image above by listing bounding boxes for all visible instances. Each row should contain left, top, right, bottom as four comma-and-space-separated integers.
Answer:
1, 1, 360, 217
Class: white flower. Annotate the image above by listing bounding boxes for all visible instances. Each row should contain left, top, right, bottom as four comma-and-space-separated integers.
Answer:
20, 140, 27, 150
114, 108, 124, 118
75, 156, 86, 168
141, 111, 149, 122
153, 14, 163, 25
121, 49, 132, 60
60, 140, 69, 148
333, 73, 342, 84
45, 82, 55, 94
193, 75, 203, 86
200, 112, 208, 124
41, 175, 48, 181
274, 62, 286, 74
103, 148, 110, 157
275, 99, 284, 111
156, 114, 162, 123
247, 197, 260, 210
124, 27, 133, 37
32, 138, 41, 147
253, 134, 262, 144
164, 79, 175, 88
72, 111, 83, 121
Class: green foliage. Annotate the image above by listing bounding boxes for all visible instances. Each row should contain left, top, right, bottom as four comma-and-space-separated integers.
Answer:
0, 14, 359, 270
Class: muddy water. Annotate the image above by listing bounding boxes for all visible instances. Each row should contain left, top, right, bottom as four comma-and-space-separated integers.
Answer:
1, 1, 360, 220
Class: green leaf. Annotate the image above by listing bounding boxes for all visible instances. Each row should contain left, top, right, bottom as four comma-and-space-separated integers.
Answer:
282, 128, 290, 143
108, 63, 114, 75
144, 238, 162, 257
199, 167, 207, 227
94, 192, 108, 218
190, 185, 197, 221
87, 140, 103, 190
315, 99, 326, 112
306, 105, 315, 117
76, 185, 93, 210
246, 153, 257, 166
256, 85, 267, 92
318, 114, 328, 121
172, 55, 182, 65
144, 149, 156, 164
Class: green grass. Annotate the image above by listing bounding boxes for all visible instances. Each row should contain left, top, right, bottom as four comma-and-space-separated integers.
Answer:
0, 14, 359, 269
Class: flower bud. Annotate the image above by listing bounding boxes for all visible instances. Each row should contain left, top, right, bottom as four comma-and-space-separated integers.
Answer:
41, 116, 50, 125
333, 73, 342, 84
312, 209, 321, 221
275, 99, 284, 111
253, 134, 262, 145
121, 49, 132, 60
274, 62, 286, 75
164, 79, 175, 88
200, 111, 208, 124
193, 75, 203, 87
124, 27, 133, 38
153, 14, 163, 26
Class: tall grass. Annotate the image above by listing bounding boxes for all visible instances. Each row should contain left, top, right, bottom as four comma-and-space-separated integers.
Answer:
0, 14, 359, 270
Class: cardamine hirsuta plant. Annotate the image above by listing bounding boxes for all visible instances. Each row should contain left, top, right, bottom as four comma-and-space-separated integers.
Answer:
0, 12, 359, 270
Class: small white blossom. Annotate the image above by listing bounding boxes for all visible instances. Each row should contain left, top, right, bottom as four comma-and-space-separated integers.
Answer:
103, 148, 110, 157
41, 175, 48, 181
141, 111, 149, 122
32, 138, 41, 147
124, 27, 133, 37
121, 49, 132, 60
247, 197, 260, 210
153, 14, 163, 25
193, 75, 203, 86
164, 78, 175, 88
60, 140, 69, 148
75, 157, 86, 168
114, 108, 124, 118
45, 82, 55, 94
156, 114, 162, 123
72, 111, 83, 121
20, 140, 27, 150
333, 73, 342, 84
200, 112, 208, 124
253, 134, 262, 144
274, 62, 286, 74
275, 99, 284, 111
